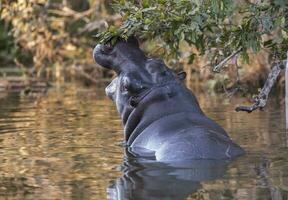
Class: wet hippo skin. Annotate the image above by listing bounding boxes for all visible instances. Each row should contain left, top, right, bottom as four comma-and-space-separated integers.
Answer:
93, 37, 245, 162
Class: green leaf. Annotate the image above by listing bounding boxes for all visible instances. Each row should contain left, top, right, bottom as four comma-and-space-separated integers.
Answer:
241, 50, 249, 64
261, 15, 273, 33
188, 53, 196, 64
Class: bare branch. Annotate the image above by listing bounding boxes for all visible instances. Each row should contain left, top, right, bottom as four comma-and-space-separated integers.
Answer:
73, 65, 99, 84
73, 65, 112, 84
235, 60, 286, 113
47, 2, 102, 22
225, 54, 242, 99
213, 48, 242, 72
234, 56, 241, 84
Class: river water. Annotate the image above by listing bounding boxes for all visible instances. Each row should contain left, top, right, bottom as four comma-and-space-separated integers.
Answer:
0, 83, 287, 200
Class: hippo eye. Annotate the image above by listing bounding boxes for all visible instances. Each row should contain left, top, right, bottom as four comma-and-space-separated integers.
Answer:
121, 83, 129, 92
101, 44, 113, 54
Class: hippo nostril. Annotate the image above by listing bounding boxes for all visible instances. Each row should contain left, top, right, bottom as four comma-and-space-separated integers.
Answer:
101, 44, 113, 54
129, 96, 138, 107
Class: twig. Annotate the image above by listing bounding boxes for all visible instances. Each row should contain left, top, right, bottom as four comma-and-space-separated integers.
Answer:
14, 58, 35, 77
73, 65, 99, 84
48, 2, 100, 22
234, 55, 241, 84
213, 48, 242, 72
235, 60, 286, 113
225, 54, 242, 99
72, 65, 111, 84
285, 52, 288, 131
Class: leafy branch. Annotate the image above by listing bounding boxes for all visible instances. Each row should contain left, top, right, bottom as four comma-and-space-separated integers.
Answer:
95, 0, 288, 64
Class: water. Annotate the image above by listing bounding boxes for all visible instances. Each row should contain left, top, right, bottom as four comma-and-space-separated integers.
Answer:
0, 84, 287, 200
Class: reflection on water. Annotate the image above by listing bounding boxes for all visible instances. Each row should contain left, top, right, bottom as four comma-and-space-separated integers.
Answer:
0, 83, 287, 200
108, 158, 229, 200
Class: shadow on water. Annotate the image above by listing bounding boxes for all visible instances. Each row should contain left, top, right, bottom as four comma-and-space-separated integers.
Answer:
0, 83, 287, 199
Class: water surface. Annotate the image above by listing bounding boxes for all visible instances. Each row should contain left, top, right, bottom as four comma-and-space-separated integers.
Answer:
0, 84, 287, 200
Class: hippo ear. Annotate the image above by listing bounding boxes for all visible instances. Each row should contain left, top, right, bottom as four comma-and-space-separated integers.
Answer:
177, 71, 187, 81
146, 59, 166, 73
123, 75, 146, 93
127, 36, 139, 47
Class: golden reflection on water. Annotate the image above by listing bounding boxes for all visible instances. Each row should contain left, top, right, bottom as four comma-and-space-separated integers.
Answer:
0, 83, 287, 200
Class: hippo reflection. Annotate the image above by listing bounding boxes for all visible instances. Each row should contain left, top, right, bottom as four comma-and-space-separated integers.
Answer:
107, 157, 229, 200
93, 37, 244, 162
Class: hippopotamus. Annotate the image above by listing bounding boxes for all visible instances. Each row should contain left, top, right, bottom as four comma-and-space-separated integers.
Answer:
93, 37, 245, 162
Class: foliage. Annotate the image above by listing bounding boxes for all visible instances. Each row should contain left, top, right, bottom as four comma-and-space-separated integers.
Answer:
96, 0, 288, 68
0, 20, 17, 62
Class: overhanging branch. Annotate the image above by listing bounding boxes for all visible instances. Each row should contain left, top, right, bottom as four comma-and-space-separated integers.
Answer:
235, 60, 287, 113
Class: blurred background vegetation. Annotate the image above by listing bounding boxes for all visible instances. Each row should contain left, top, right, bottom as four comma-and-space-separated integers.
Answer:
0, 0, 287, 95
0, 0, 115, 85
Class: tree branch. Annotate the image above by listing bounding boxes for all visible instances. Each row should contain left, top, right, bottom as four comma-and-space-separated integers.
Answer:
73, 65, 99, 84
213, 48, 242, 72
224, 54, 242, 99
73, 65, 112, 84
285, 52, 288, 131
235, 60, 286, 113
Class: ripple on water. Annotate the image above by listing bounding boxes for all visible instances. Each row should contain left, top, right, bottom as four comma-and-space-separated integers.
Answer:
0, 86, 287, 200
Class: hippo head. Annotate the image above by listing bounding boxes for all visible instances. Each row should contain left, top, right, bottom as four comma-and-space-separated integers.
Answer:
93, 37, 192, 143
93, 37, 147, 73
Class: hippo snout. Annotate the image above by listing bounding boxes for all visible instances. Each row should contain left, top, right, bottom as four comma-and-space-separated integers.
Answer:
93, 44, 101, 62
93, 43, 115, 70
93, 38, 149, 74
